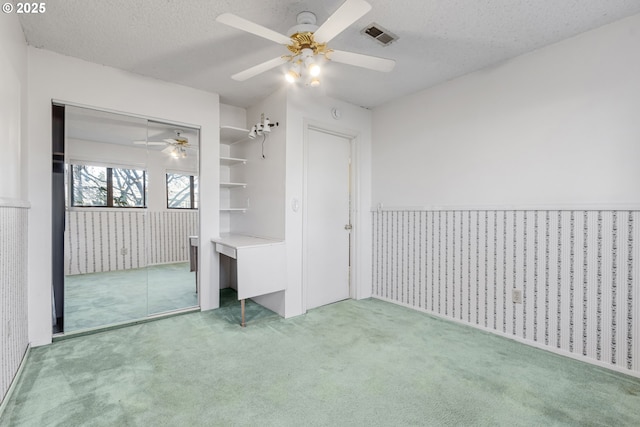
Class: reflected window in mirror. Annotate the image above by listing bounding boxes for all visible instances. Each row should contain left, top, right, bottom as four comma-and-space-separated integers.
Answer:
166, 173, 198, 209
71, 164, 147, 208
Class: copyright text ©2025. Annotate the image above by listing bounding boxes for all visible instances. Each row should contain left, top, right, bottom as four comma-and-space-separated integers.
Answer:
3, 2, 47, 14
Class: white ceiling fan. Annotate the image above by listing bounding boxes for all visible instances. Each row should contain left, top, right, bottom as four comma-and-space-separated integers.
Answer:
216, 0, 395, 86
133, 130, 192, 158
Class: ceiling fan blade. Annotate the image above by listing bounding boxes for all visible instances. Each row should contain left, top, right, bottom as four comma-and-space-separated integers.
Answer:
329, 49, 395, 72
216, 13, 291, 45
161, 145, 175, 155
232, 56, 289, 81
313, 0, 372, 44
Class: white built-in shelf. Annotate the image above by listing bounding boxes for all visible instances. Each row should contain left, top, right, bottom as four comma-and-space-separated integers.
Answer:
220, 126, 249, 145
220, 126, 248, 216
220, 156, 247, 166
220, 182, 247, 189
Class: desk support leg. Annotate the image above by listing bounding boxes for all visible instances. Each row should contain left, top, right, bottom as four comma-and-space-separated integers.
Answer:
240, 299, 246, 327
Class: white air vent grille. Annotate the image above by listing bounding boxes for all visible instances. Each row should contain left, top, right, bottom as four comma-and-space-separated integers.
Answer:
362, 23, 398, 46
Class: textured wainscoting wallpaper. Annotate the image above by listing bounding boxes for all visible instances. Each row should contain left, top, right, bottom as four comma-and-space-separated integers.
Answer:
66, 210, 198, 275
0, 206, 29, 404
372, 210, 640, 375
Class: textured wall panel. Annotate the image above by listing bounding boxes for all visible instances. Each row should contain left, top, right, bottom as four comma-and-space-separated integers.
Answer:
372, 210, 639, 375
66, 210, 197, 275
0, 206, 28, 404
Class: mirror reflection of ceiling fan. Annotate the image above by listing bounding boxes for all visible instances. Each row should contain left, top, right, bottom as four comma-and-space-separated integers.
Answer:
216, 0, 395, 86
133, 130, 192, 158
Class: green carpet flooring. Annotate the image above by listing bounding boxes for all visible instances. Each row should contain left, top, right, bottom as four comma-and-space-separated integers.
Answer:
64, 263, 198, 332
2, 293, 639, 426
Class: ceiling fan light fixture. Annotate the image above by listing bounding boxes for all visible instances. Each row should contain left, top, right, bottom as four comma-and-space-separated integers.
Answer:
310, 63, 321, 76
248, 125, 257, 139
309, 77, 321, 88
218, 0, 396, 86
285, 66, 300, 83
285, 71, 295, 83
174, 130, 188, 144
305, 57, 321, 76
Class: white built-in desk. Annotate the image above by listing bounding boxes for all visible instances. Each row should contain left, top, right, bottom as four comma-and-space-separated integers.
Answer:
212, 233, 285, 326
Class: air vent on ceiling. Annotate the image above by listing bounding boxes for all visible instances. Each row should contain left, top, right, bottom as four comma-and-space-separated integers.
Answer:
361, 23, 398, 46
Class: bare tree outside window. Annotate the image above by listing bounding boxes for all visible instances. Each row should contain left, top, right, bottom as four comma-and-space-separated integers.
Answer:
72, 165, 107, 206
167, 173, 198, 209
112, 168, 145, 207
71, 164, 146, 208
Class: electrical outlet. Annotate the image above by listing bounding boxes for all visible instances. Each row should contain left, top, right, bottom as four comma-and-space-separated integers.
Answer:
512, 289, 523, 304
120, 247, 128, 256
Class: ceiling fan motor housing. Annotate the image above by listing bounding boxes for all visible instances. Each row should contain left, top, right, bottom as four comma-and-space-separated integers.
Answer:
287, 11, 324, 56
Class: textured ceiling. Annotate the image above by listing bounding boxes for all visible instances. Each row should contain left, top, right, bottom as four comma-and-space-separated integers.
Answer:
18, 0, 640, 108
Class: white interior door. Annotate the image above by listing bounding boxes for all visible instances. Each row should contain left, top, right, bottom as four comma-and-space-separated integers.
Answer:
306, 128, 351, 310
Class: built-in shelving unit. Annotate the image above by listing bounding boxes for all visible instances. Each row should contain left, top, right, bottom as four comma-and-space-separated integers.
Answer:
220, 182, 246, 189
220, 126, 249, 215
220, 156, 247, 166
220, 126, 249, 145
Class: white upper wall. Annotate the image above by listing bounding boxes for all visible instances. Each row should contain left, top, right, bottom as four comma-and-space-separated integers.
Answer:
0, 12, 27, 201
27, 47, 219, 346
372, 14, 640, 209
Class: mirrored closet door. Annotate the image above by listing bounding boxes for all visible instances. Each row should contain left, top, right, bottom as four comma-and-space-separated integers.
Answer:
54, 105, 199, 333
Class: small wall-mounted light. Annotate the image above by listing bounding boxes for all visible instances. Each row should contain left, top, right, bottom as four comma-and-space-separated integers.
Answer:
248, 114, 278, 139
